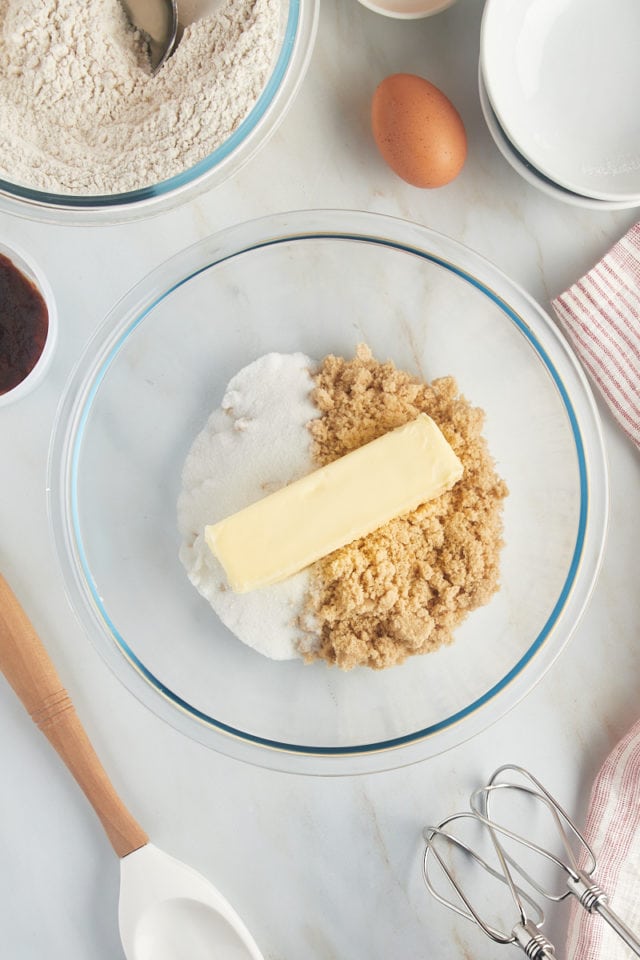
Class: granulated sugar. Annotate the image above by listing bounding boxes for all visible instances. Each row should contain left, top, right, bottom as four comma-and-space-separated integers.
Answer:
177, 353, 320, 661
0, 0, 281, 194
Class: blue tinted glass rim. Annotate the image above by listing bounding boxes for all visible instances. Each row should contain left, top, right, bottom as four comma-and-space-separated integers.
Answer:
0, 2, 300, 209
70, 232, 588, 756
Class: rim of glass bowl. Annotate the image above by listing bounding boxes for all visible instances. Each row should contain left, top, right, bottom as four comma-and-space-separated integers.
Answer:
0, 1, 318, 225
48, 210, 609, 776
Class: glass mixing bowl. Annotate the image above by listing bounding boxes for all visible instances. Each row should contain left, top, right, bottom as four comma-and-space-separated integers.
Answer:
0, 2, 318, 224
48, 210, 608, 774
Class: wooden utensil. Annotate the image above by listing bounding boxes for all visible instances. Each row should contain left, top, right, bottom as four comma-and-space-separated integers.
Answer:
0, 574, 263, 960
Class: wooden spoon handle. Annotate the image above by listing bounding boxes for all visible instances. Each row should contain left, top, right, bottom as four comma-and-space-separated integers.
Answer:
0, 574, 148, 858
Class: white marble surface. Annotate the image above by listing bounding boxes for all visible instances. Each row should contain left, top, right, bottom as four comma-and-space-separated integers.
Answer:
1, 1, 639, 957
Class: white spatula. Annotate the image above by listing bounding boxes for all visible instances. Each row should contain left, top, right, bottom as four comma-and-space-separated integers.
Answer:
0, 574, 264, 960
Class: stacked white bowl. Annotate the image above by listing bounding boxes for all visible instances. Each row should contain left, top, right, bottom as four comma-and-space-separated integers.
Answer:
479, 0, 640, 211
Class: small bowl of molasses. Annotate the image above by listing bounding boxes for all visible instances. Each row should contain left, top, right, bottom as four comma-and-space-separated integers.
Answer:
0, 241, 57, 406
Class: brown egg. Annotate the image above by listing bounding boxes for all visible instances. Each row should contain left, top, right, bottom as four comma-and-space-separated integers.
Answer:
371, 73, 467, 188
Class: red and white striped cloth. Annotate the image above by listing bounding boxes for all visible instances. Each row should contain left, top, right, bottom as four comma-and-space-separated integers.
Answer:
552, 222, 640, 450
565, 718, 640, 959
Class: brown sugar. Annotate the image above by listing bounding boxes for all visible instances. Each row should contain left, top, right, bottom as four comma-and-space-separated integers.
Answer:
302, 344, 508, 670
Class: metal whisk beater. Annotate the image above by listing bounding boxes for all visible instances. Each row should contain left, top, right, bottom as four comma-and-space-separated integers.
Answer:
423, 764, 640, 959
424, 811, 557, 959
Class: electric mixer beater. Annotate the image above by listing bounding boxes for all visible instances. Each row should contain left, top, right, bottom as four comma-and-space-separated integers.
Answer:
423, 765, 640, 959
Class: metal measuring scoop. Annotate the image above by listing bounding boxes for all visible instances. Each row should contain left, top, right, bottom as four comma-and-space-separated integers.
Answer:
0, 575, 263, 960
120, 0, 179, 73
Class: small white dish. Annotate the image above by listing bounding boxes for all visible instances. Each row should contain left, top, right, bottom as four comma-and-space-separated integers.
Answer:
0, 241, 57, 407
478, 68, 640, 212
356, 0, 457, 19
481, 0, 640, 202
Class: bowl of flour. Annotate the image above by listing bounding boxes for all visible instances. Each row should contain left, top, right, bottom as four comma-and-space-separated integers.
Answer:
0, 0, 318, 221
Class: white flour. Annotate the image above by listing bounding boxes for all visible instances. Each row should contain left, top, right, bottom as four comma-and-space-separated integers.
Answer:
0, 0, 281, 194
177, 353, 320, 661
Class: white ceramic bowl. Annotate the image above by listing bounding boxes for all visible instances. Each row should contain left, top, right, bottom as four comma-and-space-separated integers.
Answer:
356, 0, 457, 18
0, 241, 58, 407
478, 68, 640, 212
481, 0, 640, 203
48, 210, 608, 775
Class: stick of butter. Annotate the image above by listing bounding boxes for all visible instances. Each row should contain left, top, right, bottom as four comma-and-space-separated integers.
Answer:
205, 413, 463, 593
